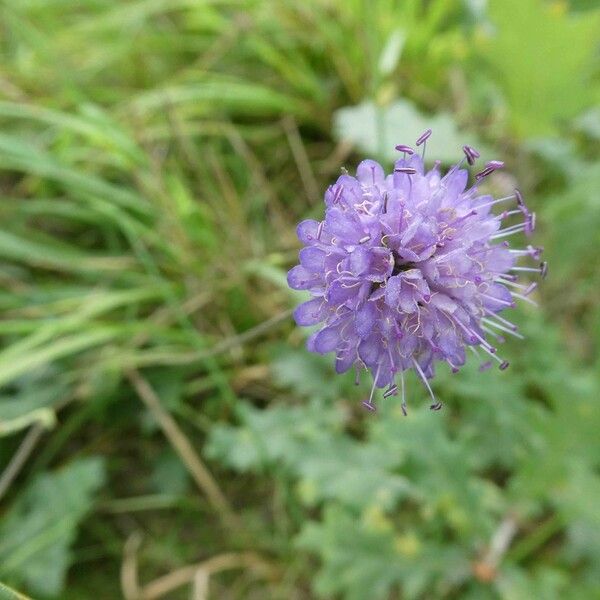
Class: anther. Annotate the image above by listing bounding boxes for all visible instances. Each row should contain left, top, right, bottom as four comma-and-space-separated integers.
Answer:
525, 212, 536, 236
394, 167, 417, 174
515, 188, 525, 207
383, 384, 398, 399
462, 145, 480, 165
524, 282, 537, 295
416, 129, 432, 146
333, 185, 343, 204
317, 221, 324, 240
476, 160, 505, 180
395, 144, 414, 154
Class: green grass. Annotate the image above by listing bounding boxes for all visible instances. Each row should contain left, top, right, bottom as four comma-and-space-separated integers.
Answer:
0, 0, 599, 598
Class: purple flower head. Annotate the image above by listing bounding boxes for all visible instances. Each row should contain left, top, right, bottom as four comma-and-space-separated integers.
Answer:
287, 132, 545, 414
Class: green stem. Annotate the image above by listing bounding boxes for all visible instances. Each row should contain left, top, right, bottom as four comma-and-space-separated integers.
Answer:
0, 581, 32, 600
508, 513, 563, 563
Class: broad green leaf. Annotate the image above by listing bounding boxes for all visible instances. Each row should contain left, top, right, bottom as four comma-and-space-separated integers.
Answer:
334, 100, 490, 163
0, 457, 105, 597
484, 0, 600, 137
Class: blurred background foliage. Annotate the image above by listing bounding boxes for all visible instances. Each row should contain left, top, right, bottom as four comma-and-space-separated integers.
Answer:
0, 0, 599, 598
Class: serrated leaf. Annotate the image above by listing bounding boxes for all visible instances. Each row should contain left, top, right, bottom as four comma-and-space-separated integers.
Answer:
334, 99, 490, 164
0, 457, 105, 597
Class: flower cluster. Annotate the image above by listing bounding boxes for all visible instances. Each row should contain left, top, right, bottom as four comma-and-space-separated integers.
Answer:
287, 130, 545, 413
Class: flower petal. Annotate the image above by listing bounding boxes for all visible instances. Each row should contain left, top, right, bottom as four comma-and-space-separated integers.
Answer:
293, 298, 326, 326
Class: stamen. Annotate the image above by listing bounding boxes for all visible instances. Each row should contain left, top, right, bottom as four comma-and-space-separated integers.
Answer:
400, 370, 407, 416
515, 188, 525, 208
496, 273, 518, 281
383, 384, 398, 398
481, 326, 506, 343
394, 167, 417, 174
477, 341, 507, 367
359, 235, 371, 244
481, 293, 515, 307
362, 364, 381, 411
511, 292, 538, 306
524, 282, 537, 295
416, 128, 432, 163
493, 209, 522, 221
491, 227, 527, 240
509, 245, 543, 260
434, 246, 468, 263
412, 358, 442, 411
483, 319, 522, 339
495, 277, 535, 293
333, 185, 343, 204
462, 145, 480, 165
511, 263, 547, 277
416, 129, 432, 146
476, 160, 505, 180
483, 309, 518, 330
524, 212, 536, 236
395, 144, 414, 155
476, 195, 516, 211
446, 359, 460, 374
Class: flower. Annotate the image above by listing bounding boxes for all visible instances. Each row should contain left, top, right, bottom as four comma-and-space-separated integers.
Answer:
287, 131, 545, 414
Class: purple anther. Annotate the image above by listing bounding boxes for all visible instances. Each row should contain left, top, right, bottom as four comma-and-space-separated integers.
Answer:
416, 128, 432, 146
525, 213, 535, 235
383, 384, 398, 399
362, 401, 376, 412
476, 160, 505, 180
333, 185, 343, 204
540, 261, 548, 279
499, 361, 510, 371
515, 188, 525, 207
462, 145, 480, 165
528, 245, 543, 260
394, 167, 417, 174
524, 282, 537, 295
395, 144, 414, 154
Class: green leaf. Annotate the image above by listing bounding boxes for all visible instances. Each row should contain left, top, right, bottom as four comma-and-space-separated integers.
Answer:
0, 457, 105, 597
0, 581, 31, 600
334, 100, 490, 164
297, 505, 469, 600
484, 0, 600, 137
